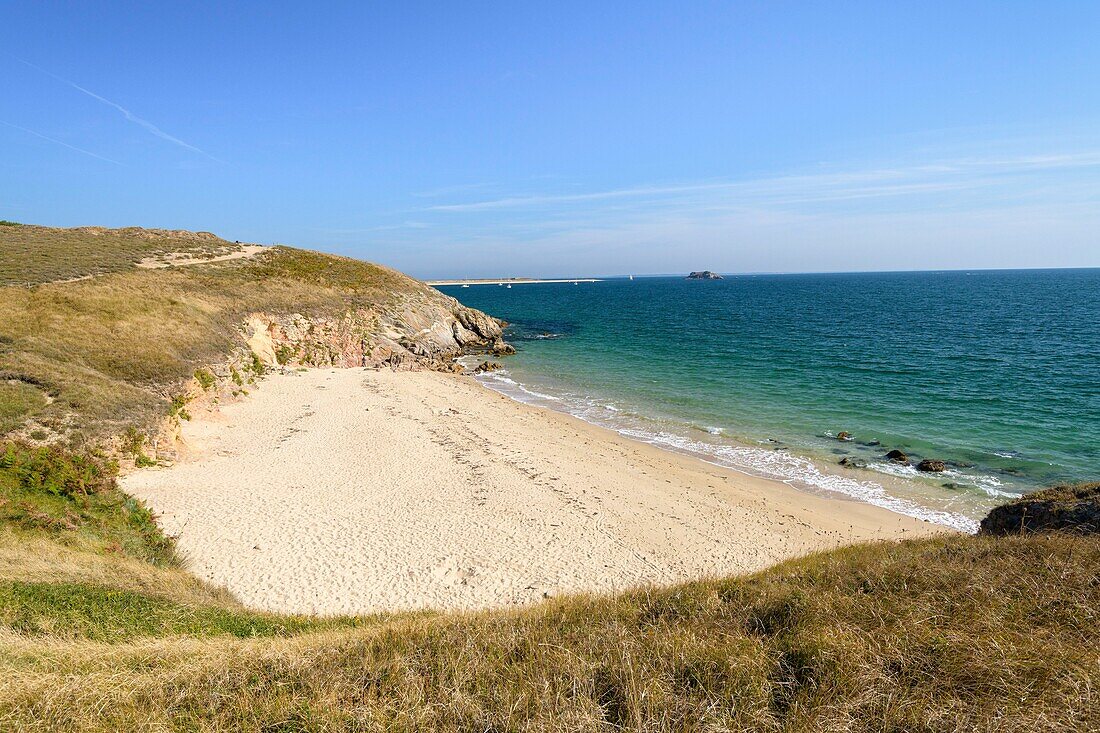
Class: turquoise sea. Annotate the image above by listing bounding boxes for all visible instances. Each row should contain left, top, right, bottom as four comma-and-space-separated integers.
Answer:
439, 269, 1100, 532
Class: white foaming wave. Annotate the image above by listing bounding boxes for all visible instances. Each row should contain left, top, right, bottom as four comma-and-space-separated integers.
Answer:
942, 469, 1018, 498
869, 461, 1017, 499
476, 372, 981, 533
616, 429, 979, 533
478, 371, 562, 402
969, 474, 1018, 498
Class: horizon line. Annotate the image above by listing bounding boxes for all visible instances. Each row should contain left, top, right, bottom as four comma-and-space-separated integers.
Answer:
424, 264, 1100, 282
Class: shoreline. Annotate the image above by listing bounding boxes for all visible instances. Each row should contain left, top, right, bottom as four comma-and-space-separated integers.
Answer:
123, 367, 949, 615
473, 366, 988, 533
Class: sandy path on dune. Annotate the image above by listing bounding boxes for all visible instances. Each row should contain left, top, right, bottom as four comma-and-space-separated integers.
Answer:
122, 368, 944, 615
135, 244, 267, 269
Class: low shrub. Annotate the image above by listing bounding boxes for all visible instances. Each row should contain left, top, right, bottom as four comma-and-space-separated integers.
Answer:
0, 442, 115, 498
193, 368, 216, 390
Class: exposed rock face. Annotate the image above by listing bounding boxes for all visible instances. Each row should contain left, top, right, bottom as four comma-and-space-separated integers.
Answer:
885, 449, 909, 463
454, 307, 503, 343
979, 483, 1100, 536
490, 338, 516, 356
686, 271, 723, 280
916, 459, 946, 473
243, 294, 507, 372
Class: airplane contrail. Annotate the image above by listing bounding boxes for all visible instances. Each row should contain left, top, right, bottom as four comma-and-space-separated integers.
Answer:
1, 120, 124, 166
16, 57, 221, 162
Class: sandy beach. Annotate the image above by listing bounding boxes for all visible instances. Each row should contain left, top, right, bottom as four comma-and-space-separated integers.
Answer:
123, 368, 946, 615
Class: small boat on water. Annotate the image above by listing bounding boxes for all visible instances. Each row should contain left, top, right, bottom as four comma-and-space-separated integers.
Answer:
629, 275, 634, 280
461, 284, 469, 288
506, 283, 512, 289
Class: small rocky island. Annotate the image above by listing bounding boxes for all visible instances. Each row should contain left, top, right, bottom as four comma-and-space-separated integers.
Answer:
686, 270, 723, 280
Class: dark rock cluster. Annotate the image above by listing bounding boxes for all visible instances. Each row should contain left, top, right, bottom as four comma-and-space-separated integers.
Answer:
980, 482, 1100, 536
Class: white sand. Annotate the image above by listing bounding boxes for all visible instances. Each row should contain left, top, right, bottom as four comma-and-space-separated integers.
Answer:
123, 368, 945, 615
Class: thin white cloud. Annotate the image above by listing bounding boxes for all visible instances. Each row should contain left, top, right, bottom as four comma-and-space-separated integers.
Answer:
425, 151, 1100, 213
1, 120, 124, 166
18, 57, 221, 162
410, 182, 499, 198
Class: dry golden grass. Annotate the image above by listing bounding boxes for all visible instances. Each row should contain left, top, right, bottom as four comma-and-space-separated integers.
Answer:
1, 226, 429, 443
0, 531, 230, 608
0, 533, 1096, 731
0, 224, 241, 286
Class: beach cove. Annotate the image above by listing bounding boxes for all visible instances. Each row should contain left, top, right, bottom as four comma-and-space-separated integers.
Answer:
123, 367, 945, 615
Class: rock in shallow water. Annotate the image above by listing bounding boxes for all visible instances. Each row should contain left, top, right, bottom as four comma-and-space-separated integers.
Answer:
885, 449, 909, 463
916, 459, 946, 473
839, 457, 868, 469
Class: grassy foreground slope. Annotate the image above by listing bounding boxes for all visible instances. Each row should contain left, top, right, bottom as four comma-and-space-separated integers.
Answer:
1, 223, 1097, 731
1, 531, 1096, 731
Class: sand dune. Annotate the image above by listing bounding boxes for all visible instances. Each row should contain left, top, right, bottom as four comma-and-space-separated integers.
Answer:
122, 368, 945, 615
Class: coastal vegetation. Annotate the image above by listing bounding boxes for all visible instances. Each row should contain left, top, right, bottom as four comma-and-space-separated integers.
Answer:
1, 498, 1095, 730
0, 225, 492, 446
1, 224, 1096, 730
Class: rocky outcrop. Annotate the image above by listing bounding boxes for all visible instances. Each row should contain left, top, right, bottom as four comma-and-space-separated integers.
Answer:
916, 459, 946, 473
242, 295, 507, 372
454, 307, 503, 344
475, 361, 503, 373
686, 271, 723, 280
979, 483, 1100, 536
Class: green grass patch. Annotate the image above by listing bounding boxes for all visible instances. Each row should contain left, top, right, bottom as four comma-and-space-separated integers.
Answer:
0, 442, 175, 565
0, 580, 365, 641
0, 380, 49, 434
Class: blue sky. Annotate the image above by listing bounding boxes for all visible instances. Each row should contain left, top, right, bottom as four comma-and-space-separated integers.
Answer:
2, 2, 1099, 278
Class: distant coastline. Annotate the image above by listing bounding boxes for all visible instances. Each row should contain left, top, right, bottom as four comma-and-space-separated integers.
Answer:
426, 277, 602, 286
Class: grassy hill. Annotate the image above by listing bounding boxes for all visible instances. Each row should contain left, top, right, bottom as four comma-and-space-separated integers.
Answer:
0, 224, 486, 448
1, 224, 1096, 731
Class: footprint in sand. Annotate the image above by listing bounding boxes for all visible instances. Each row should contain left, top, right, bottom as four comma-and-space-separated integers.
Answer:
432, 557, 478, 586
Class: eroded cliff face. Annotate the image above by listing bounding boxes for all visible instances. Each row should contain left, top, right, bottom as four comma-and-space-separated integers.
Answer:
147, 292, 511, 464
241, 293, 510, 372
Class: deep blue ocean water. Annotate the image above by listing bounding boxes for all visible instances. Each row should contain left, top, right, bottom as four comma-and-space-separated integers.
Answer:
440, 269, 1100, 531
